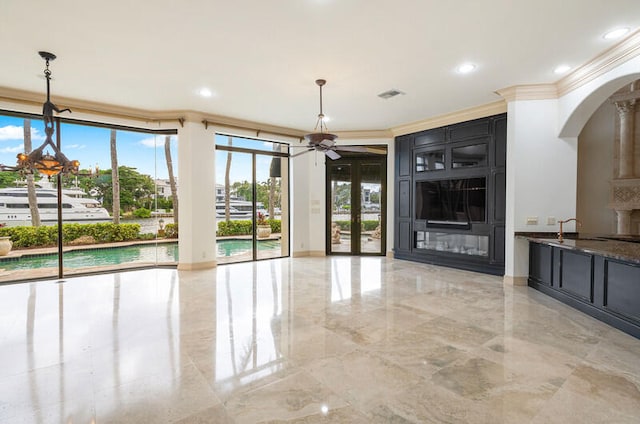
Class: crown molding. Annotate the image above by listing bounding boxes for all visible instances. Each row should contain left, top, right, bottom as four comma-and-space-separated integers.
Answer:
198, 113, 305, 138
496, 30, 640, 103
0, 86, 306, 139
557, 29, 640, 97
0, 86, 184, 123
495, 84, 558, 102
391, 100, 507, 136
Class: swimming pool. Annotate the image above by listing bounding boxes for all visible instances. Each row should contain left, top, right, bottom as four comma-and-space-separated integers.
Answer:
0, 239, 281, 270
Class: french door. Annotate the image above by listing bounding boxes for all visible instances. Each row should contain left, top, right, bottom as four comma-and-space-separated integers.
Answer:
326, 155, 386, 255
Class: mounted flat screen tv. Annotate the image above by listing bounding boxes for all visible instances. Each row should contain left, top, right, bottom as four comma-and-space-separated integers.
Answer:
415, 177, 486, 228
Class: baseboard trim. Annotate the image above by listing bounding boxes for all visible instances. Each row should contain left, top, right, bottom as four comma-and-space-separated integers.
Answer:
177, 260, 217, 271
503, 276, 527, 286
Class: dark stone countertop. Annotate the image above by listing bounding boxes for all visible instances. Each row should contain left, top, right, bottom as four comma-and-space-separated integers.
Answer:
517, 233, 640, 265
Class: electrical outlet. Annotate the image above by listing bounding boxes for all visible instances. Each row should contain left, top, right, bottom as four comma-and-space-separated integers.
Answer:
526, 216, 538, 225
547, 217, 556, 225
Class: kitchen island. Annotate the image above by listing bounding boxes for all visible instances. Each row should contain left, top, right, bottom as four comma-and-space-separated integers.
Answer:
527, 235, 640, 338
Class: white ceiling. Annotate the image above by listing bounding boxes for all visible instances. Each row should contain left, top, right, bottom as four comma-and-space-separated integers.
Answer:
1, 0, 639, 133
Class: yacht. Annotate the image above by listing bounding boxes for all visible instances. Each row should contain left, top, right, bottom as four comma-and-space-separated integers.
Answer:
215, 196, 266, 220
215, 204, 253, 219
0, 182, 111, 226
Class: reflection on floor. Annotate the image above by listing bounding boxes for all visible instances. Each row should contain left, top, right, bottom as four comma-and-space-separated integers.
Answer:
1, 257, 639, 423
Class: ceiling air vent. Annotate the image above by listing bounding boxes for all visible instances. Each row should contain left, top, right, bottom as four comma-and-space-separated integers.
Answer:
378, 89, 405, 99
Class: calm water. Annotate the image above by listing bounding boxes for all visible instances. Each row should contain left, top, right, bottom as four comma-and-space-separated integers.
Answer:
0, 239, 281, 270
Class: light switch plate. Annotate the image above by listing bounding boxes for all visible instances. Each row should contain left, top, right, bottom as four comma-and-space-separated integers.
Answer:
526, 216, 538, 225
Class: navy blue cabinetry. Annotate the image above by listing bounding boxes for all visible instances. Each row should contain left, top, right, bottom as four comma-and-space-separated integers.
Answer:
528, 240, 640, 339
393, 114, 506, 275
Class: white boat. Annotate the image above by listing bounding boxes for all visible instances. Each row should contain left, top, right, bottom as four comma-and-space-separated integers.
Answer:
215, 204, 253, 220
0, 182, 111, 226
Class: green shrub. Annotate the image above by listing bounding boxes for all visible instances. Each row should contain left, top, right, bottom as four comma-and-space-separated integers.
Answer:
333, 220, 379, 231
268, 219, 281, 233
334, 220, 351, 231
216, 219, 282, 236
362, 220, 380, 231
0, 223, 141, 248
133, 208, 152, 218
165, 223, 178, 238
217, 220, 253, 236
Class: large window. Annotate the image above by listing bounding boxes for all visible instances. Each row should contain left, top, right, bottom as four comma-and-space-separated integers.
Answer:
215, 134, 289, 264
0, 112, 178, 283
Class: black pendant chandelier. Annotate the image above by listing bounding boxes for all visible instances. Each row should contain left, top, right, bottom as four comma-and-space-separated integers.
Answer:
2, 51, 79, 178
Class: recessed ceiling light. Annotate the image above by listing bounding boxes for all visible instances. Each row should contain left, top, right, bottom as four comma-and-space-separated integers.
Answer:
198, 88, 213, 97
554, 65, 571, 74
603, 27, 630, 40
456, 63, 477, 74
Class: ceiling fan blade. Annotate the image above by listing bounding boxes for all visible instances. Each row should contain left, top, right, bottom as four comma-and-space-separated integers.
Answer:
365, 146, 388, 154
325, 149, 341, 160
333, 145, 388, 154
334, 146, 368, 152
291, 148, 314, 157
319, 139, 335, 149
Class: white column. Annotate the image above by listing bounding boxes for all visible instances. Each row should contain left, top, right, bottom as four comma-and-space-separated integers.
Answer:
177, 120, 217, 269
291, 152, 311, 256
615, 100, 636, 178
615, 209, 632, 235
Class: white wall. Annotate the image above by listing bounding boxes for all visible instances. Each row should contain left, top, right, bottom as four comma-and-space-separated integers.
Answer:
577, 101, 616, 234
307, 153, 327, 255
290, 151, 312, 256
505, 99, 579, 278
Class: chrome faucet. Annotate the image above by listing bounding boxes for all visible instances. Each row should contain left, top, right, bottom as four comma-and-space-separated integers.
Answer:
558, 218, 581, 243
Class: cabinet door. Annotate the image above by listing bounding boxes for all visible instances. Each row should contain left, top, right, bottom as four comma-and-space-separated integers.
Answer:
396, 136, 412, 177
529, 243, 553, 286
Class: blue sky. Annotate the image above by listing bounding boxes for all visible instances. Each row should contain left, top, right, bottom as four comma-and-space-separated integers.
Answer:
0, 114, 177, 180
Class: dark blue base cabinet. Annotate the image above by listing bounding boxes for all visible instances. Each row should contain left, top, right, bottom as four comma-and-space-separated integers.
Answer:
528, 242, 640, 339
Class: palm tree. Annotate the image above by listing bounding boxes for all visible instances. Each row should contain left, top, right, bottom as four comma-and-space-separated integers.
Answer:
224, 136, 233, 222
164, 135, 178, 225
110, 129, 120, 224
23, 119, 41, 226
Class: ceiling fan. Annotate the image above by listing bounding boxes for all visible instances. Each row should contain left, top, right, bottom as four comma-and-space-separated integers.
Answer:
291, 79, 386, 160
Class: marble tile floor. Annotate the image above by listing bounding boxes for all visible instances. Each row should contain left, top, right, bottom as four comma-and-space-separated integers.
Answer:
0, 256, 638, 423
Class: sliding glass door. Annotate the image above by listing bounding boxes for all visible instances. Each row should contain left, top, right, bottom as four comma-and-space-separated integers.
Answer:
215, 135, 289, 264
